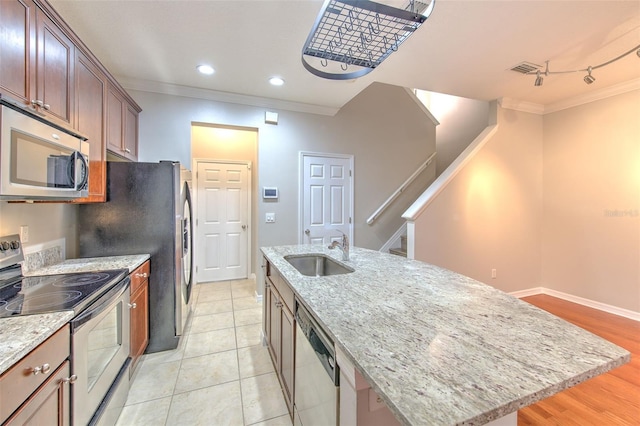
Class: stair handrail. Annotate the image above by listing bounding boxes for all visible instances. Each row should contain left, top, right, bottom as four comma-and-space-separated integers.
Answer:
367, 152, 436, 225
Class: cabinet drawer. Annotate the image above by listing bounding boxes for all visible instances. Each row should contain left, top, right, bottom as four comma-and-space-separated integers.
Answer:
0, 324, 70, 422
271, 268, 295, 313
130, 261, 150, 295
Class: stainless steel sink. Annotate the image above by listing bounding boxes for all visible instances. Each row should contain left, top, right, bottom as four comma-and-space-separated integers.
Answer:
284, 254, 354, 277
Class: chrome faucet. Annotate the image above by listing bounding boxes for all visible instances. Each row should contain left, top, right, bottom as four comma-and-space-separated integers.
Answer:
328, 231, 349, 261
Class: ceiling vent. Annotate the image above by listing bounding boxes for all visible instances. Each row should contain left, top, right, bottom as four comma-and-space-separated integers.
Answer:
509, 62, 542, 74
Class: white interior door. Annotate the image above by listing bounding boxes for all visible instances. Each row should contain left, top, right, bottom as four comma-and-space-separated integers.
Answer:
196, 161, 250, 282
301, 153, 353, 245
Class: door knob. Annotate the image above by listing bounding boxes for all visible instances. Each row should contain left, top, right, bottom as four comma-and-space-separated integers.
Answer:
242, 225, 247, 230
304, 229, 310, 235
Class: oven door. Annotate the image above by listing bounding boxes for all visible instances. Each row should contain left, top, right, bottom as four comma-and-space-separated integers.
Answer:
71, 277, 130, 426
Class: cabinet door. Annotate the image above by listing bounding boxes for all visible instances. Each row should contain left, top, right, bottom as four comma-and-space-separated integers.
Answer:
106, 85, 124, 154
129, 283, 149, 375
0, 0, 36, 105
268, 285, 282, 367
4, 361, 70, 426
123, 103, 138, 161
74, 51, 106, 202
281, 306, 295, 410
35, 7, 74, 126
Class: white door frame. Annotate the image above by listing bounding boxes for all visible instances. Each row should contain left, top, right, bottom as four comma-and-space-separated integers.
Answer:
298, 151, 354, 244
193, 158, 252, 282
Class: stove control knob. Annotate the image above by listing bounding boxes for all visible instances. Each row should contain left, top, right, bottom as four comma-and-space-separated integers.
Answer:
0, 241, 9, 251
10, 240, 20, 250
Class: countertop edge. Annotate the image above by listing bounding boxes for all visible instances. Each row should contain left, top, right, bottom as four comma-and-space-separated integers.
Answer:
0, 312, 75, 375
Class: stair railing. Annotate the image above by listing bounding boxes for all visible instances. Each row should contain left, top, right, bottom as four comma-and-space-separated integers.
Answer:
366, 151, 436, 225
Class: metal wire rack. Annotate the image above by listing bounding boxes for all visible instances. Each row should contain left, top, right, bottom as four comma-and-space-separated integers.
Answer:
302, 0, 435, 80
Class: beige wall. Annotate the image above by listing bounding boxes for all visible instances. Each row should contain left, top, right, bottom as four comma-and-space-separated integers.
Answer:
542, 90, 640, 311
413, 90, 640, 312
413, 105, 543, 292
132, 82, 436, 292
0, 202, 78, 258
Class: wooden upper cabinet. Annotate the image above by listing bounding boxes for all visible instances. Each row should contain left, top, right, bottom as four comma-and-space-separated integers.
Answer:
74, 51, 106, 203
107, 82, 139, 161
35, 7, 74, 126
0, 0, 36, 104
0, 0, 74, 127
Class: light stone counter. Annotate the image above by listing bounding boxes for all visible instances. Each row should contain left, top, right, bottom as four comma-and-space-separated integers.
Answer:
23, 254, 150, 276
261, 245, 630, 426
0, 312, 74, 375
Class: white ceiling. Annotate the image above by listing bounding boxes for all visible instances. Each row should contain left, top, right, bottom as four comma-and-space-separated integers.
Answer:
50, 0, 640, 112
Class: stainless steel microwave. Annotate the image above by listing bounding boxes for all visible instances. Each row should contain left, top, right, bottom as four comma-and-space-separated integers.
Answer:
0, 101, 89, 200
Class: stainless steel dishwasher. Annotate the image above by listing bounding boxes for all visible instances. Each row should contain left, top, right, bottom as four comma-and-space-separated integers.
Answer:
294, 301, 339, 426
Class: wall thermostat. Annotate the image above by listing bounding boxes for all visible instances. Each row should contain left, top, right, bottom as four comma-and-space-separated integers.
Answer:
263, 187, 279, 199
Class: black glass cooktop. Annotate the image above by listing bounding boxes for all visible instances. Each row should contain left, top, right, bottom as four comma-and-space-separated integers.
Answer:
0, 269, 128, 318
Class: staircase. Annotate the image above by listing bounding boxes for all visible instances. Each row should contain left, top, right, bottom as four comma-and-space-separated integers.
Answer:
389, 235, 407, 258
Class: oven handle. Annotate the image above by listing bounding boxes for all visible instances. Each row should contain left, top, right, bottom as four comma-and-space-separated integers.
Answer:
71, 277, 130, 333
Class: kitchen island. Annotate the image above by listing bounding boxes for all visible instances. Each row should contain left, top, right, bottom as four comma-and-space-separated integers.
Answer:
261, 245, 630, 425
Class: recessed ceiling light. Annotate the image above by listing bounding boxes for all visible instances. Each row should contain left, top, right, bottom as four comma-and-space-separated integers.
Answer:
197, 65, 215, 75
269, 77, 285, 86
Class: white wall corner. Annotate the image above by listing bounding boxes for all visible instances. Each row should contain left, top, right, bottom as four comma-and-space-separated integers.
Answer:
406, 221, 415, 260
406, 88, 440, 126
498, 97, 545, 115
402, 124, 499, 221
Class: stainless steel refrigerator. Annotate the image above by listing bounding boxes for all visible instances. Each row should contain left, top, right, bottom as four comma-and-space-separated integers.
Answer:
78, 161, 194, 353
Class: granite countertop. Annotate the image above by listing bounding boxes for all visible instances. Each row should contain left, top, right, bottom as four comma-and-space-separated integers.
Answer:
0, 312, 74, 375
261, 245, 630, 426
1, 254, 150, 377
23, 254, 150, 276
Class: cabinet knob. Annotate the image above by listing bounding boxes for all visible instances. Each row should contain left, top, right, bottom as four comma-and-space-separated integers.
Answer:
42, 103, 50, 110
124, 148, 131, 153
276, 301, 283, 309
128, 302, 137, 309
62, 375, 77, 384
31, 363, 50, 375
135, 272, 148, 278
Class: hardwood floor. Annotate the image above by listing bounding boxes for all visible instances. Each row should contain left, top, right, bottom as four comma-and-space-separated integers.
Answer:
518, 295, 640, 426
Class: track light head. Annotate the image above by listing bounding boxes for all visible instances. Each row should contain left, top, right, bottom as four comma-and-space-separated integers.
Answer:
584, 66, 595, 84
534, 70, 544, 86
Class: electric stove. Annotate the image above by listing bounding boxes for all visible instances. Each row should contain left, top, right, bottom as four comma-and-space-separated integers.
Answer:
0, 268, 128, 318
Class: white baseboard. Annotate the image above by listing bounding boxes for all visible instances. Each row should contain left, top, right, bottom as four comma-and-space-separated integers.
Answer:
510, 287, 640, 322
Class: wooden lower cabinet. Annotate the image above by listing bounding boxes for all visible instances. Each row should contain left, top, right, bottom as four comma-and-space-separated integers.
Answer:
264, 258, 295, 417
129, 261, 150, 376
4, 361, 71, 426
0, 324, 71, 425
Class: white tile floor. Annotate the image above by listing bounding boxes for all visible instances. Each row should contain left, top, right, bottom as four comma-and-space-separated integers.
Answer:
116, 279, 293, 426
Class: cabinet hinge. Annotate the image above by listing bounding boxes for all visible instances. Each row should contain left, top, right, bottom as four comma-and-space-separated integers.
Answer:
349, 170, 352, 177
349, 217, 352, 224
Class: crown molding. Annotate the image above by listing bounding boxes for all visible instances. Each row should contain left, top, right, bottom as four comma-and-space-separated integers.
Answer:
499, 78, 640, 115
497, 98, 545, 114
116, 77, 340, 117
543, 78, 640, 114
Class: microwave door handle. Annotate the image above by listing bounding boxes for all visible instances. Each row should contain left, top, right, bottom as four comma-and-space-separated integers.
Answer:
75, 152, 89, 191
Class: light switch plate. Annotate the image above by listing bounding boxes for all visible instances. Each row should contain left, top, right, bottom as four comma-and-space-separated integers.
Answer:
266, 213, 276, 223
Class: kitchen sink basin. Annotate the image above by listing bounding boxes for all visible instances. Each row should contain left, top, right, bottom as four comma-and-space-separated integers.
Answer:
284, 254, 354, 277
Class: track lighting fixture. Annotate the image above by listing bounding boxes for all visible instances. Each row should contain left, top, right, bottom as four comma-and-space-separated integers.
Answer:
583, 66, 595, 84
528, 43, 640, 87
534, 70, 543, 86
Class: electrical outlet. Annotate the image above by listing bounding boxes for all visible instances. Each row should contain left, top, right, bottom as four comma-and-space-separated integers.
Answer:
265, 213, 276, 223
491, 268, 497, 279
19, 225, 29, 243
